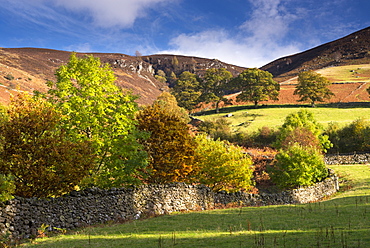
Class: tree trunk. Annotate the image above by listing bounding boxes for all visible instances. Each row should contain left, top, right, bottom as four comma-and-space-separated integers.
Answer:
215, 101, 220, 113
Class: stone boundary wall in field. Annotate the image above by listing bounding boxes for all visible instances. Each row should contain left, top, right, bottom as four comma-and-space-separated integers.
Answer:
325, 153, 370, 165
0, 176, 338, 239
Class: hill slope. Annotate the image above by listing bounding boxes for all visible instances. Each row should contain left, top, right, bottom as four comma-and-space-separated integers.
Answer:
0, 48, 167, 105
260, 26, 370, 82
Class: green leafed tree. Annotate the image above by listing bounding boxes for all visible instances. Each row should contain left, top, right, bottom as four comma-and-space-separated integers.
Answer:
194, 134, 254, 192
200, 68, 233, 113
171, 71, 201, 111
275, 109, 332, 153
46, 53, 148, 188
294, 70, 334, 107
268, 144, 328, 189
0, 93, 95, 198
234, 68, 280, 107
136, 92, 197, 184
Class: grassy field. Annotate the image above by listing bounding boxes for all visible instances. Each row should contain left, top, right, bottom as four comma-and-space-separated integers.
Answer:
317, 64, 370, 83
194, 104, 370, 133
23, 164, 370, 248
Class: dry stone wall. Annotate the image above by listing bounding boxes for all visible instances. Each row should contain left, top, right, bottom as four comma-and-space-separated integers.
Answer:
0, 176, 338, 239
325, 153, 370, 165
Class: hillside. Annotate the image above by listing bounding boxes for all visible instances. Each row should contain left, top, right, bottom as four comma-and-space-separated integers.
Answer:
0, 26, 370, 106
0, 48, 169, 105
261, 26, 370, 82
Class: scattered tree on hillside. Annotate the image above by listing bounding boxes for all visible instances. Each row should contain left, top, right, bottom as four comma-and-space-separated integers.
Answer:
171, 71, 201, 111
136, 93, 197, 184
200, 68, 233, 113
194, 134, 254, 192
294, 70, 334, 107
0, 93, 94, 198
234, 68, 280, 107
46, 53, 148, 188
155, 69, 167, 84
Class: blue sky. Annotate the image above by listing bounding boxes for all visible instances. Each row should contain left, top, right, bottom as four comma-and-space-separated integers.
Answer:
0, 0, 369, 67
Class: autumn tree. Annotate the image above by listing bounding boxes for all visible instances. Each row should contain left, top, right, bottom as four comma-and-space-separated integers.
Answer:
275, 109, 332, 152
0, 93, 94, 198
194, 134, 254, 192
234, 68, 280, 107
136, 92, 197, 183
200, 68, 233, 113
171, 71, 201, 111
46, 53, 148, 188
294, 70, 334, 107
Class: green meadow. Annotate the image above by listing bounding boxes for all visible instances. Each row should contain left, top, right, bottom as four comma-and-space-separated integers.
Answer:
24, 164, 370, 248
195, 104, 370, 133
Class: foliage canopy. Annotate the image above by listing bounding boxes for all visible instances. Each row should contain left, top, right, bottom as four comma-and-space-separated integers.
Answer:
294, 70, 334, 107
136, 93, 197, 184
200, 68, 233, 113
275, 109, 332, 153
171, 71, 201, 111
0, 93, 94, 198
269, 144, 328, 189
194, 134, 254, 192
234, 68, 280, 107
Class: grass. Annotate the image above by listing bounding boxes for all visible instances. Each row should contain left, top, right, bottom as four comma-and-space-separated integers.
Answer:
194, 104, 370, 133
23, 164, 370, 248
317, 64, 370, 83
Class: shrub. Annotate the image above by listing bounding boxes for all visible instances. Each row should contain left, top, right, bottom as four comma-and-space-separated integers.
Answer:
275, 109, 332, 152
279, 126, 321, 151
4, 74, 14, 81
326, 118, 370, 153
194, 134, 254, 192
268, 144, 328, 189
198, 118, 233, 141
0, 93, 95, 198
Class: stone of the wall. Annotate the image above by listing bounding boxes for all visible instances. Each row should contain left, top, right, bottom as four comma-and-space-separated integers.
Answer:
0, 177, 338, 239
325, 153, 370, 165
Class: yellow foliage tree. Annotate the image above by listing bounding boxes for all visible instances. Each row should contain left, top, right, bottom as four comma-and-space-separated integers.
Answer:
194, 134, 254, 192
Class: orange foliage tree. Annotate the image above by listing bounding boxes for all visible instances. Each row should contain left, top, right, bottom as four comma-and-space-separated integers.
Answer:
136, 93, 197, 183
0, 93, 95, 198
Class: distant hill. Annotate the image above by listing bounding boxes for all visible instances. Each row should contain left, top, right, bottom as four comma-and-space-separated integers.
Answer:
261, 26, 370, 82
0, 26, 369, 105
0, 48, 245, 105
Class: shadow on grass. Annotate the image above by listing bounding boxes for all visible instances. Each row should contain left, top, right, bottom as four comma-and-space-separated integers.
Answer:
193, 102, 370, 116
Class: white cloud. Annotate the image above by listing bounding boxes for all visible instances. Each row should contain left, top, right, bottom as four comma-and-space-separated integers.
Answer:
54, 0, 175, 28
63, 43, 92, 53
158, 0, 302, 68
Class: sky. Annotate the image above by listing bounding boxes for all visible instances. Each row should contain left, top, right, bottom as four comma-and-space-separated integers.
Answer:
0, 0, 369, 68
